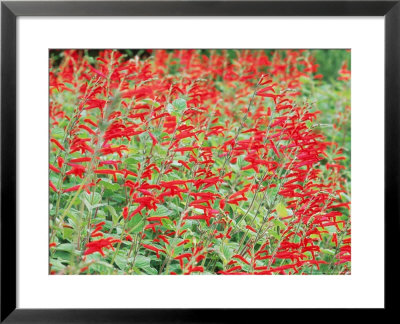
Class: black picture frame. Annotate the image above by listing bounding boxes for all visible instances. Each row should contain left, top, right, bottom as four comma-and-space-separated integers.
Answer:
1, 0, 398, 321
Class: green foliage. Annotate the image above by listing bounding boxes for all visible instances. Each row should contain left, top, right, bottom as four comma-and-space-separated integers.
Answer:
49, 49, 351, 276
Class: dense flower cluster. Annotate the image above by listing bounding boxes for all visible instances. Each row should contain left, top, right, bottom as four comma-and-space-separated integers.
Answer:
49, 49, 351, 275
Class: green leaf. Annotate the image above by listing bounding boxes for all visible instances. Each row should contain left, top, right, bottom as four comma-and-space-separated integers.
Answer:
149, 205, 173, 217
190, 207, 204, 215
321, 248, 335, 256
53, 251, 72, 262
80, 192, 102, 210
56, 243, 75, 252
124, 157, 139, 165
197, 132, 205, 145
141, 98, 160, 108
65, 208, 79, 225
276, 202, 288, 218
63, 228, 74, 241
171, 98, 187, 116
273, 218, 286, 230
49, 258, 66, 271
166, 103, 174, 114
114, 254, 127, 271
222, 245, 234, 261
99, 179, 120, 191
134, 255, 150, 268
141, 266, 158, 275
89, 260, 115, 275
107, 205, 119, 224
134, 255, 157, 274
51, 127, 65, 140
91, 203, 106, 209
160, 218, 175, 231
127, 215, 145, 233
167, 202, 183, 213
131, 266, 142, 275
269, 228, 281, 241
90, 192, 102, 205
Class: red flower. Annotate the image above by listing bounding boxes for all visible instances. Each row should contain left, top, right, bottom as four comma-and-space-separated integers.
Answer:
84, 237, 121, 257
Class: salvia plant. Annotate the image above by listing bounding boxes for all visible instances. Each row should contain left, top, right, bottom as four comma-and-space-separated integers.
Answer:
49, 49, 351, 275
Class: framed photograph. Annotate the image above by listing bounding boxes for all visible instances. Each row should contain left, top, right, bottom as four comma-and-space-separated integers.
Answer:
1, 0, 398, 321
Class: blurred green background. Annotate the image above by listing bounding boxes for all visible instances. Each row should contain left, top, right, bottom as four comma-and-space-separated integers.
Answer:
50, 49, 350, 82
